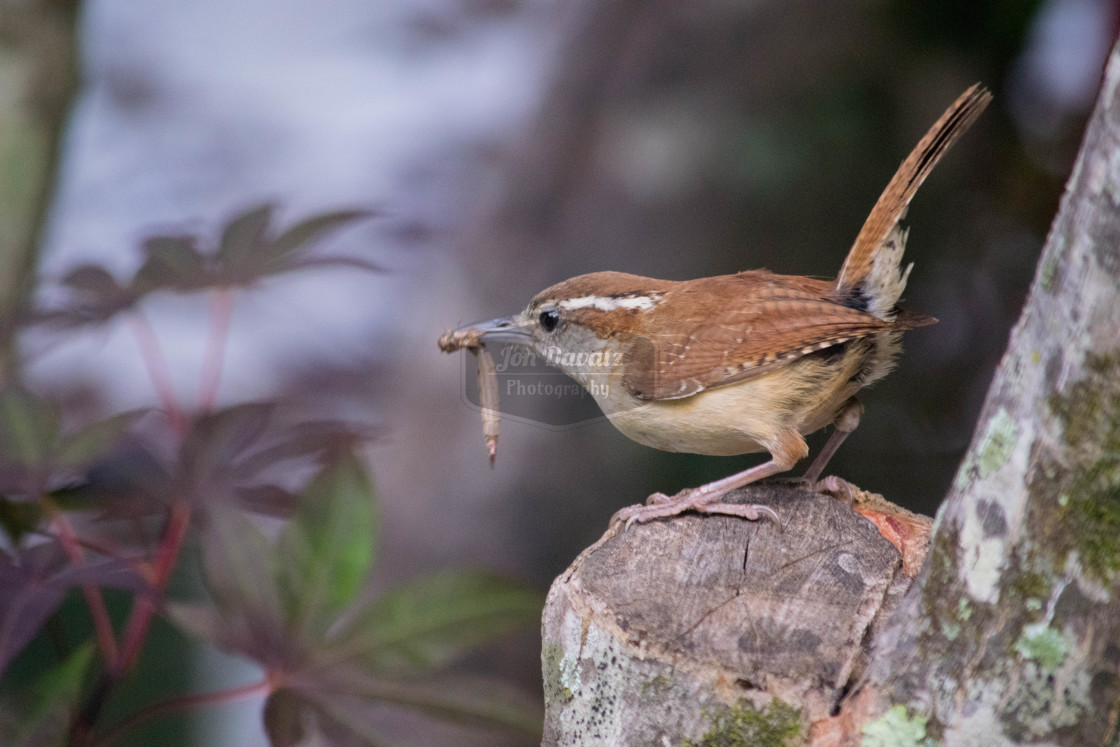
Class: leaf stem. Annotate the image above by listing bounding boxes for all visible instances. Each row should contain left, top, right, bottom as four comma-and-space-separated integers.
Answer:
91, 677, 270, 747
128, 310, 185, 434
198, 288, 234, 412
46, 504, 118, 665
114, 501, 191, 676
30, 524, 144, 567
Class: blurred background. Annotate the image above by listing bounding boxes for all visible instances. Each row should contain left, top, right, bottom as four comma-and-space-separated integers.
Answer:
2, 0, 1114, 743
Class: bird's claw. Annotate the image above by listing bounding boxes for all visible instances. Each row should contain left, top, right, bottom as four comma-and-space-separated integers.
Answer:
813, 475, 860, 505
611, 493, 781, 530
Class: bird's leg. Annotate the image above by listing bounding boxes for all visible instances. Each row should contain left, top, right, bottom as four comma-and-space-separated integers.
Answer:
802, 398, 863, 484
613, 431, 808, 528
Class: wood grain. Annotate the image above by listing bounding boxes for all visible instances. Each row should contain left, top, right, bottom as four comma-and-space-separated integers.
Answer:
542, 482, 930, 745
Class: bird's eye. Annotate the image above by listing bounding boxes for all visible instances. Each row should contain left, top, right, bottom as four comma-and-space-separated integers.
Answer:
539, 308, 560, 332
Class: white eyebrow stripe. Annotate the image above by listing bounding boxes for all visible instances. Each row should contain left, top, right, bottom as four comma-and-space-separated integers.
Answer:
558, 295, 663, 311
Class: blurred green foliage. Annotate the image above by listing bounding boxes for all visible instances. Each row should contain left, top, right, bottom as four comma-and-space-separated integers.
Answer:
0, 206, 543, 745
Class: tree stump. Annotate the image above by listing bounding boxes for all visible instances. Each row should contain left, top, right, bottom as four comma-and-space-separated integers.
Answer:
541, 482, 931, 745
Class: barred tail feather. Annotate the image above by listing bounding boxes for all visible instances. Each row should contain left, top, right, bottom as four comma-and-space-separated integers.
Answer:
836, 84, 991, 313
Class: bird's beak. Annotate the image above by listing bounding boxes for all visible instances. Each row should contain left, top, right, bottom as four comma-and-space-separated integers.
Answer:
465, 316, 533, 345
439, 316, 533, 353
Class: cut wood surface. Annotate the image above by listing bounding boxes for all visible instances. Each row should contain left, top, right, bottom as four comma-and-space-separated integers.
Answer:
542, 483, 931, 745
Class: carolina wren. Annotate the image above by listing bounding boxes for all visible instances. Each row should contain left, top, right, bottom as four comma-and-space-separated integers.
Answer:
445, 85, 990, 527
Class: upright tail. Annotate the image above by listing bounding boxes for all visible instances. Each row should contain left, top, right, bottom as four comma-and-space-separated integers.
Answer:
835, 84, 991, 319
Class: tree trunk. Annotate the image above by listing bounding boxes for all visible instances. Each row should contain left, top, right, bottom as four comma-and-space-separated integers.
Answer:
541, 37, 1120, 747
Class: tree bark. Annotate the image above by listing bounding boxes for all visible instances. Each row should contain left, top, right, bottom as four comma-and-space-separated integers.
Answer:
848, 40, 1120, 747
541, 36, 1120, 747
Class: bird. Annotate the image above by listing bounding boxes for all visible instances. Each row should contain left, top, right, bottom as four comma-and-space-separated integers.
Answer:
441, 84, 991, 527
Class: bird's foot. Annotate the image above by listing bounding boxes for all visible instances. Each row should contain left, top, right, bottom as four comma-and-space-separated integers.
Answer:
611, 489, 780, 530
645, 491, 675, 505
812, 475, 860, 505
